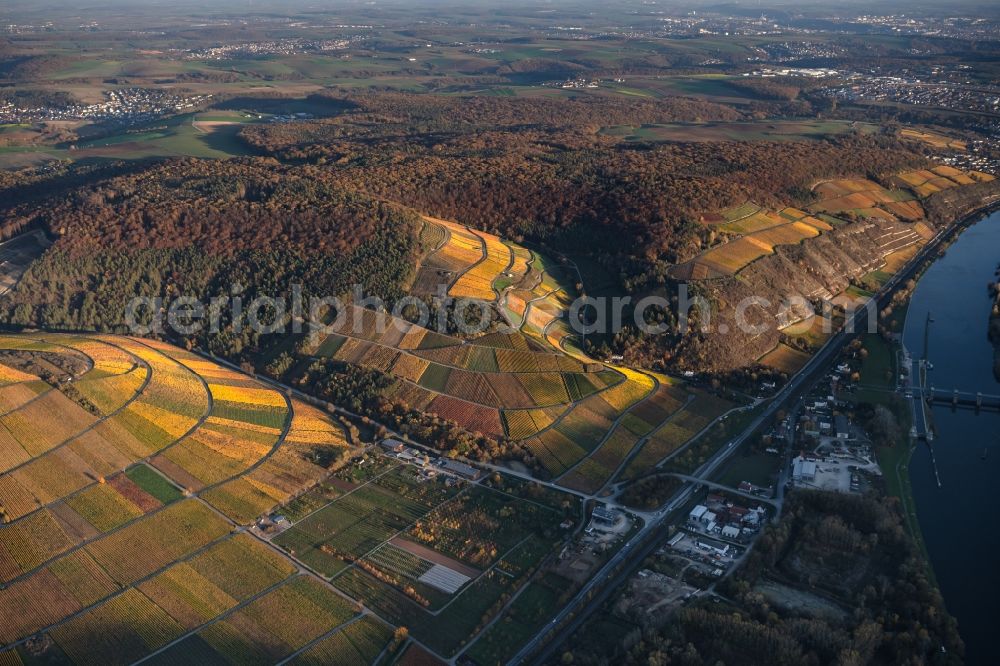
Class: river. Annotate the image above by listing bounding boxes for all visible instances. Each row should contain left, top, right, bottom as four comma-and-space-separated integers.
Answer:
902, 210, 1000, 666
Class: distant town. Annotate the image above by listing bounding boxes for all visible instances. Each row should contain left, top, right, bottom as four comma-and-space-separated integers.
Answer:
0, 88, 211, 125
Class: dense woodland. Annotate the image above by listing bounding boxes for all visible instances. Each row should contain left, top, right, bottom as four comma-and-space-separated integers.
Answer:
237, 92, 744, 147
561, 491, 963, 666
0, 87, 77, 108
1, 158, 410, 258
0, 159, 423, 359
0, 93, 929, 293
242, 93, 925, 289
0, 93, 932, 374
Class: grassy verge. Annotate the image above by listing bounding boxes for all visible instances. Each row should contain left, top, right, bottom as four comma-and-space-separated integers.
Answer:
853, 304, 935, 578
666, 403, 766, 476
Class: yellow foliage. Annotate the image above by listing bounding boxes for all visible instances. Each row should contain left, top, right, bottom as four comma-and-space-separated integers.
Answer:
208, 384, 286, 408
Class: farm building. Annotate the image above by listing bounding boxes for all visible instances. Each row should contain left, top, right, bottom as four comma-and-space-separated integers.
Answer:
380, 439, 405, 453
721, 525, 741, 540
696, 538, 730, 557
689, 504, 718, 532
438, 458, 481, 480
592, 506, 620, 526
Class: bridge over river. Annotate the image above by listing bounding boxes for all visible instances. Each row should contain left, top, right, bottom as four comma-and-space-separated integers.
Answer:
925, 387, 1000, 411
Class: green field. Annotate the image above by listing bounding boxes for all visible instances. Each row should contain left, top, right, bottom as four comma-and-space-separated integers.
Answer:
714, 451, 782, 489
273, 465, 459, 577
663, 402, 763, 476
75, 113, 256, 158
269, 462, 573, 657
0, 112, 255, 169
125, 464, 183, 504
465, 573, 569, 665
601, 119, 878, 143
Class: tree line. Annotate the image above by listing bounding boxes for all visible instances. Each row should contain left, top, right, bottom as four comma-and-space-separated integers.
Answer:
558, 490, 963, 666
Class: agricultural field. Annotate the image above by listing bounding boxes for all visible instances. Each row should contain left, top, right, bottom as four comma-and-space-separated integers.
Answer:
513, 369, 689, 486
781, 314, 835, 351
464, 572, 571, 665
449, 229, 514, 301
0, 111, 257, 170
0, 332, 375, 666
676, 202, 831, 278
891, 166, 994, 198
411, 217, 486, 298
273, 464, 463, 578
0, 332, 585, 664
145, 575, 360, 664
501, 406, 562, 440
495, 245, 533, 292
778, 207, 834, 231
687, 237, 773, 276
524, 428, 586, 476
0, 224, 766, 664
671, 166, 993, 280
270, 460, 577, 658
898, 128, 967, 151
333, 497, 572, 656
600, 119, 877, 143
859, 243, 923, 292
621, 391, 737, 480
0, 337, 213, 522
759, 343, 812, 375
301, 229, 710, 462
811, 178, 904, 211
286, 616, 395, 665
804, 169, 990, 223
716, 208, 788, 235
426, 395, 504, 437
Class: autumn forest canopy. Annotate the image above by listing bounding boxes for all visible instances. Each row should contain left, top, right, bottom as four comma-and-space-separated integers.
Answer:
0, 92, 932, 341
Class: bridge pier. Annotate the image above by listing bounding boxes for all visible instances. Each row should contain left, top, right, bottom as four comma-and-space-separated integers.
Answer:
929, 390, 1000, 411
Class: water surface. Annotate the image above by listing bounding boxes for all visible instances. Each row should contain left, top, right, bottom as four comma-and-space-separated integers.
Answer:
902, 212, 1000, 666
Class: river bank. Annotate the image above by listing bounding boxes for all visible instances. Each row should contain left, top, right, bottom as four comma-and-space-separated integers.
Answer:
859, 200, 1000, 559
988, 281, 1000, 381
901, 207, 1000, 666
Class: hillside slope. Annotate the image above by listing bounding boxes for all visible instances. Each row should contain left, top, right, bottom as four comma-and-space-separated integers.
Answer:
677, 175, 1000, 371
